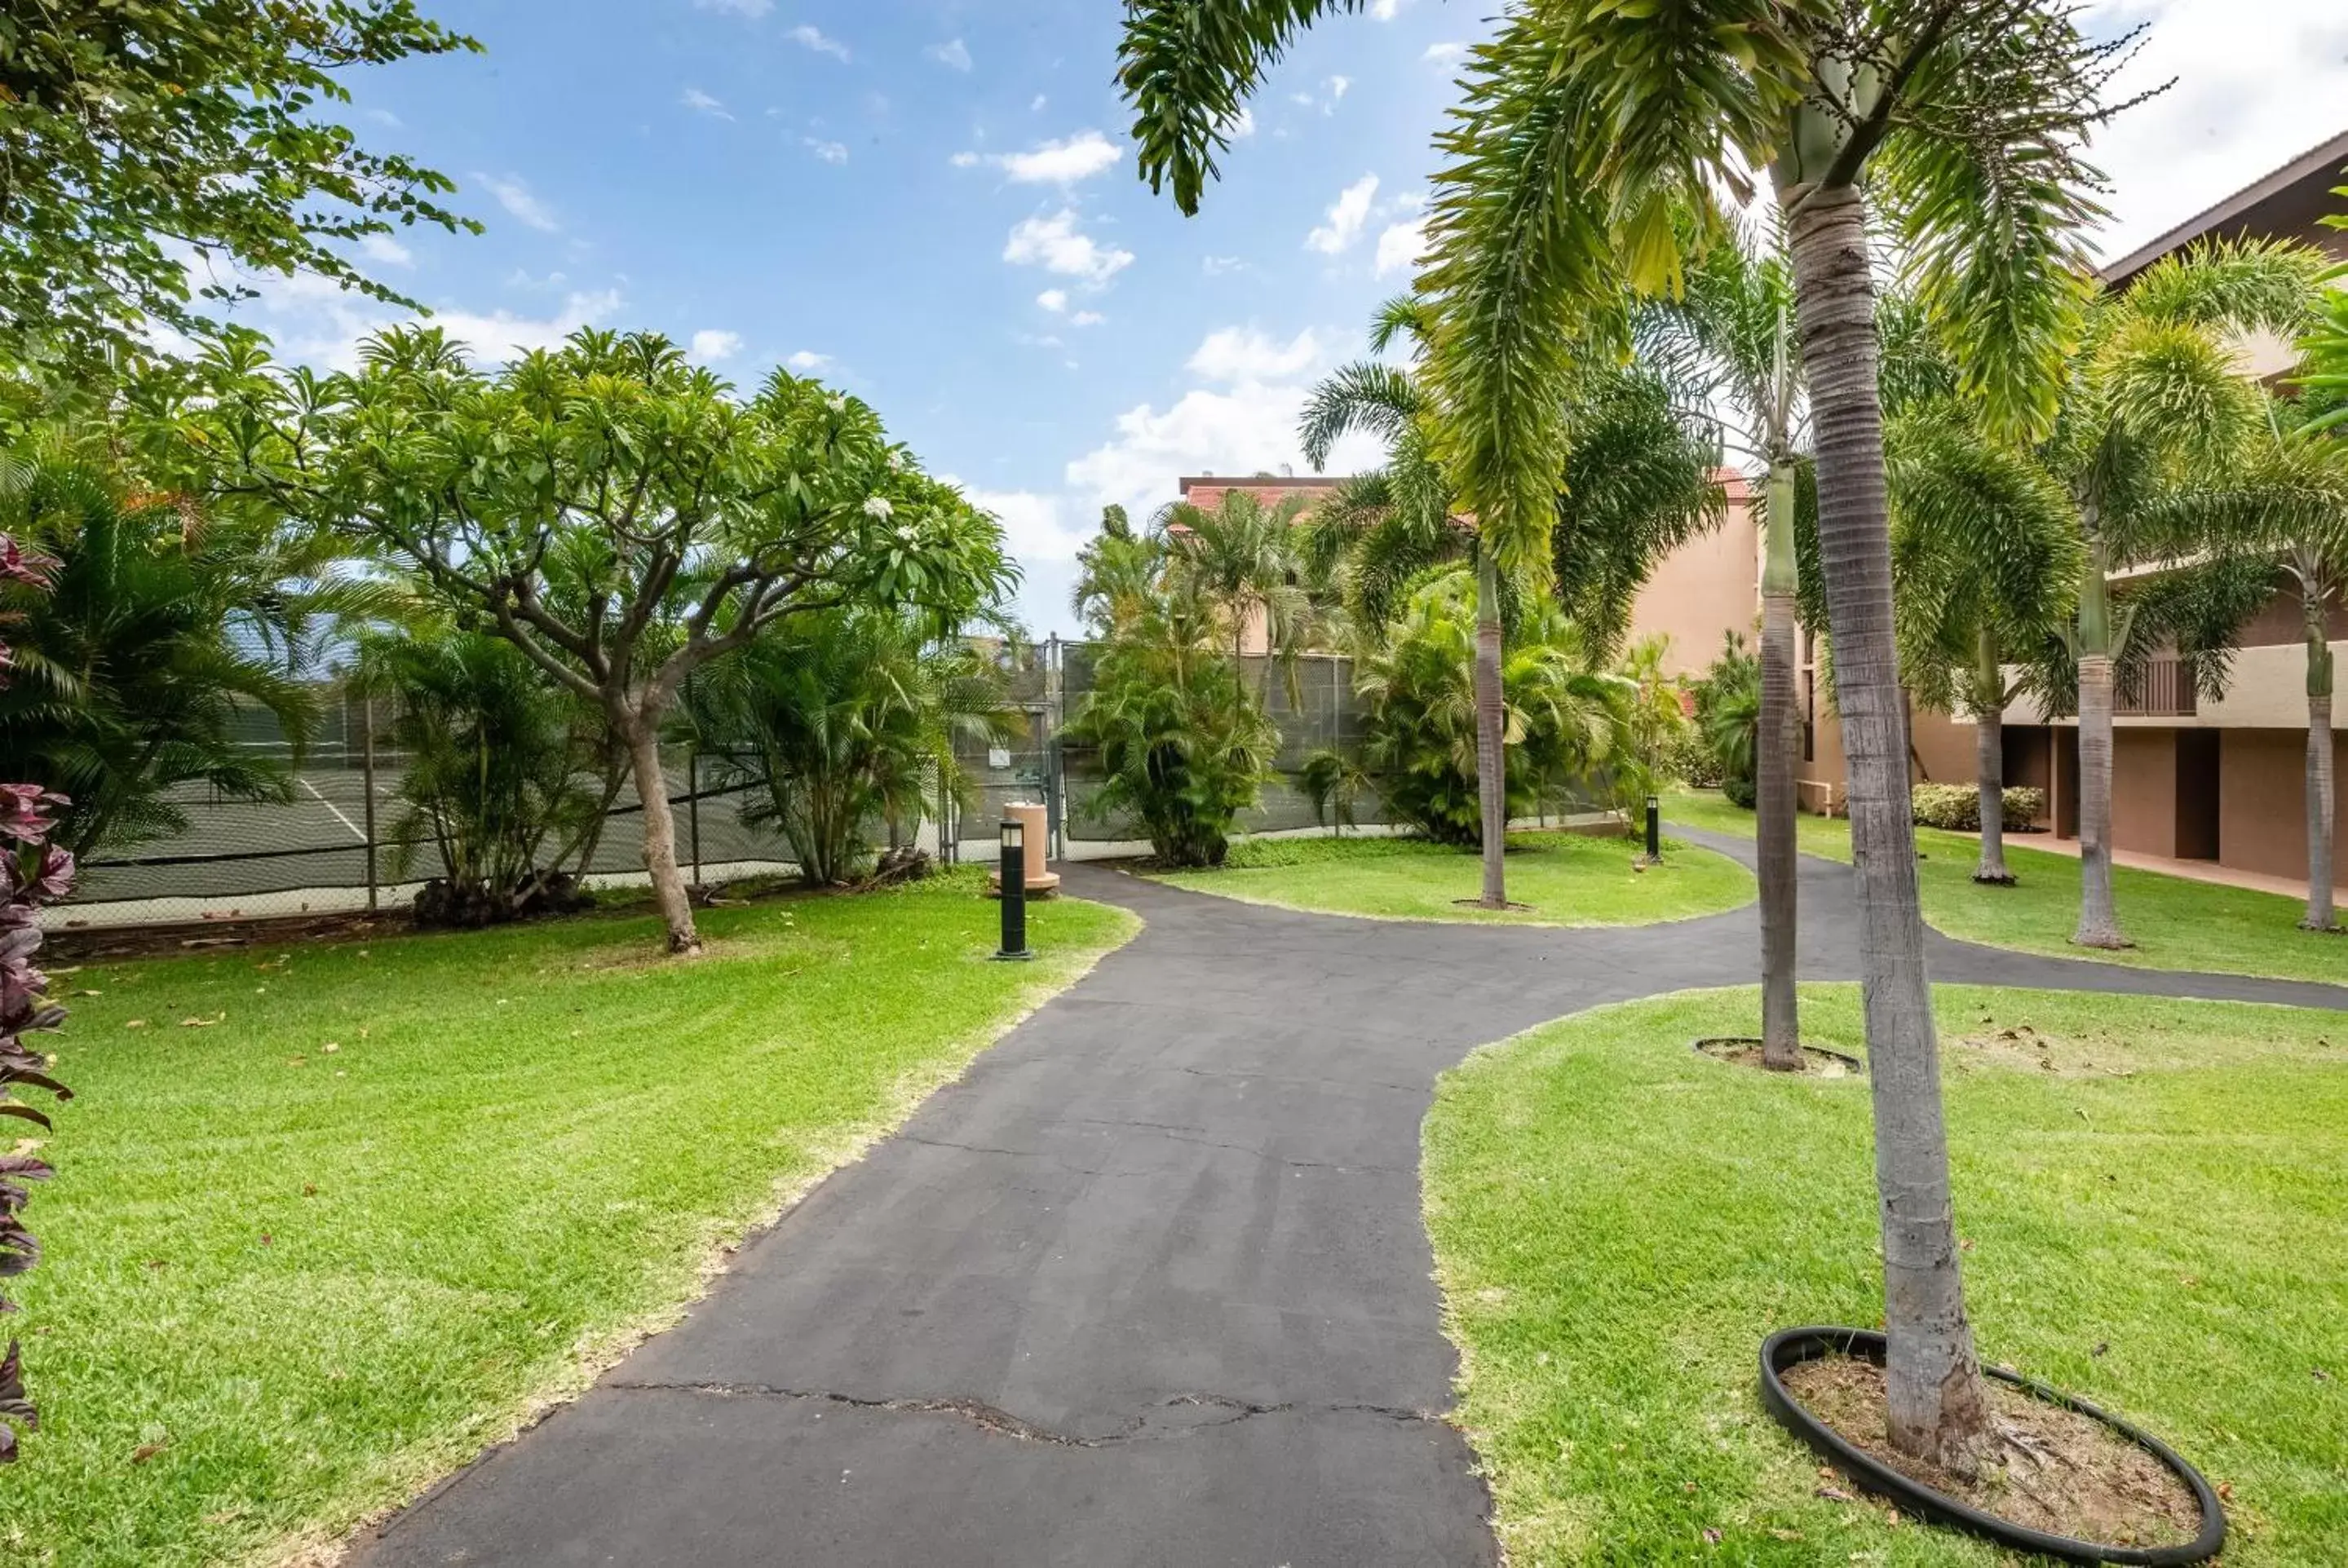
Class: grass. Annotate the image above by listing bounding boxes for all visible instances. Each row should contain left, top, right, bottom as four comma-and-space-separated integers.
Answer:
1424, 983, 2348, 1566
1149, 828, 1755, 927
1666, 789, 2348, 988
6, 870, 1134, 1567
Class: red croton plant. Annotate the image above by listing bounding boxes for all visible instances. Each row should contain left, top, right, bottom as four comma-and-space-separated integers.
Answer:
0, 533, 73, 1463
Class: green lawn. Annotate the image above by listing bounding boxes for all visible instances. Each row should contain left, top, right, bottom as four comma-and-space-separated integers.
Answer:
1150, 828, 1755, 927
6, 872, 1134, 1567
1666, 788, 2348, 987
1424, 984, 2348, 1566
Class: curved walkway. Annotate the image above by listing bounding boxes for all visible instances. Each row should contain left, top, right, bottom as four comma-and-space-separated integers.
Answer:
351, 836, 2345, 1567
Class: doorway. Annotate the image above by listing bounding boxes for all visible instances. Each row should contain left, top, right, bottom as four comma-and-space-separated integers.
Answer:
2174, 730, 2221, 861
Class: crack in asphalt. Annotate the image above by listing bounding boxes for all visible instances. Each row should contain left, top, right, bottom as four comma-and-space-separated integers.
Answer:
601, 1381, 1445, 1447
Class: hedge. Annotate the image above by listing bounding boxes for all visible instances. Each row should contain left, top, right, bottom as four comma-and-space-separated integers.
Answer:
1910, 782, 2046, 833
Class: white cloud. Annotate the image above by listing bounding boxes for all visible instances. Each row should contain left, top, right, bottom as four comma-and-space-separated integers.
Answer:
691, 329, 743, 361
1031, 93, 1048, 112
1037, 288, 1070, 313
1004, 209, 1134, 287
695, 0, 772, 14
951, 483, 1094, 564
1065, 360, 1382, 524
1374, 214, 1428, 279
1070, 310, 1106, 328
1422, 41, 1466, 64
681, 86, 732, 120
364, 107, 404, 128
1307, 174, 1379, 254
805, 138, 849, 165
789, 24, 850, 61
2082, 0, 2348, 258
1371, 0, 1411, 16
962, 130, 1122, 185
787, 349, 833, 372
1224, 106, 1257, 140
403, 290, 623, 365
1187, 325, 1327, 383
474, 172, 559, 233
1325, 75, 1351, 102
358, 232, 413, 267
928, 38, 973, 72
1202, 255, 1246, 276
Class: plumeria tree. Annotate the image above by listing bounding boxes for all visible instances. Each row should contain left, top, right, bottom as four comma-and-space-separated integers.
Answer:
1121, 0, 2138, 1469
144, 327, 1014, 954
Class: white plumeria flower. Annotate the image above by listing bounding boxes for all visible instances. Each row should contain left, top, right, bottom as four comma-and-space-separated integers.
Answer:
862, 496, 895, 521
827, 394, 848, 414
886, 449, 907, 471
895, 524, 918, 545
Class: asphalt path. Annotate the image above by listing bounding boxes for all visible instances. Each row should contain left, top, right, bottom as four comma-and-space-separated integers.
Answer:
349, 828, 2345, 1566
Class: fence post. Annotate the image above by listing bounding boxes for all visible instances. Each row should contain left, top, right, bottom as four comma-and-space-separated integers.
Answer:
1045, 633, 1063, 862
687, 747, 702, 887
360, 693, 379, 912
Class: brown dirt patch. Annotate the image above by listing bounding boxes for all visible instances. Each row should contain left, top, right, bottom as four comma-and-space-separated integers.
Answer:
1782, 1354, 2203, 1550
1694, 1037, 1862, 1078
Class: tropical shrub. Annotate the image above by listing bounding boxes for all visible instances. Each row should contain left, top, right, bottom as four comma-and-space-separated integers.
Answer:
0, 443, 359, 856
351, 624, 611, 925
1064, 580, 1276, 868
0, 784, 73, 1463
1691, 632, 1761, 802
1351, 569, 1631, 846
688, 609, 1018, 887
1910, 783, 2046, 833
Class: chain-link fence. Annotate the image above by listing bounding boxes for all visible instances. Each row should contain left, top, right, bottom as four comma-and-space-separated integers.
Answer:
60, 691, 818, 930
64, 639, 1621, 926
947, 638, 1614, 862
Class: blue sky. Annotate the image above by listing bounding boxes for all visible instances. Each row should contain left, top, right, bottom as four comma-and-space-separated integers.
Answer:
230, 0, 2348, 636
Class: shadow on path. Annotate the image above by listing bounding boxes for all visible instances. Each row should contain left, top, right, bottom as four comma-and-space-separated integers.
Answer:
350, 833, 2344, 1568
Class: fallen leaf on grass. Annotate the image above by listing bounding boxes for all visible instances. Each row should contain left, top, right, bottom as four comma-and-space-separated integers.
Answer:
321, 1042, 339, 1054
1815, 1486, 1854, 1503
1702, 1527, 1722, 1544
2218, 1482, 2233, 1502
124, 1019, 148, 1029
131, 1437, 168, 1464
178, 1014, 224, 1028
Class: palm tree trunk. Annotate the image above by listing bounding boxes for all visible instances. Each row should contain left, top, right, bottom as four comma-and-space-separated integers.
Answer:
2305, 589, 2336, 931
1972, 627, 2013, 886
1789, 181, 1992, 1471
2071, 541, 2128, 949
1474, 546, 1507, 908
623, 716, 702, 955
1757, 459, 1802, 1070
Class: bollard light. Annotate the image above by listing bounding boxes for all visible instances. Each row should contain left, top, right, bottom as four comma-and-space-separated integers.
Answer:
995, 816, 1033, 961
1645, 794, 1662, 861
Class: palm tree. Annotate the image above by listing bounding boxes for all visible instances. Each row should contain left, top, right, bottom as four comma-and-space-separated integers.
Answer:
1294, 300, 1523, 906
2289, 233, 2348, 930
1640, 228, 1811, 1067
1121, 0, 2134, 1467
1882, 404, 2082, 887
686, 608, 1019, 888
2033, 240, 2329, 947
1158, 486, 1312, 686
1299, 301, 1718, 905
1072, 503, 1165, 639
0, 439, 382, 857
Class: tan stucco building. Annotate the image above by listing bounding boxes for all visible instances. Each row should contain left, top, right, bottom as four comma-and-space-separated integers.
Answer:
1994, 129, 2348, 888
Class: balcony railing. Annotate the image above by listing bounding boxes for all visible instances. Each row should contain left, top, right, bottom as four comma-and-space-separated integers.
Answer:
2119, 656, 2197, 718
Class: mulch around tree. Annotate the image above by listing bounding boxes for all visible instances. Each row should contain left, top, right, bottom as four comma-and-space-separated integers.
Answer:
1782, 1354, 2203, 1552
